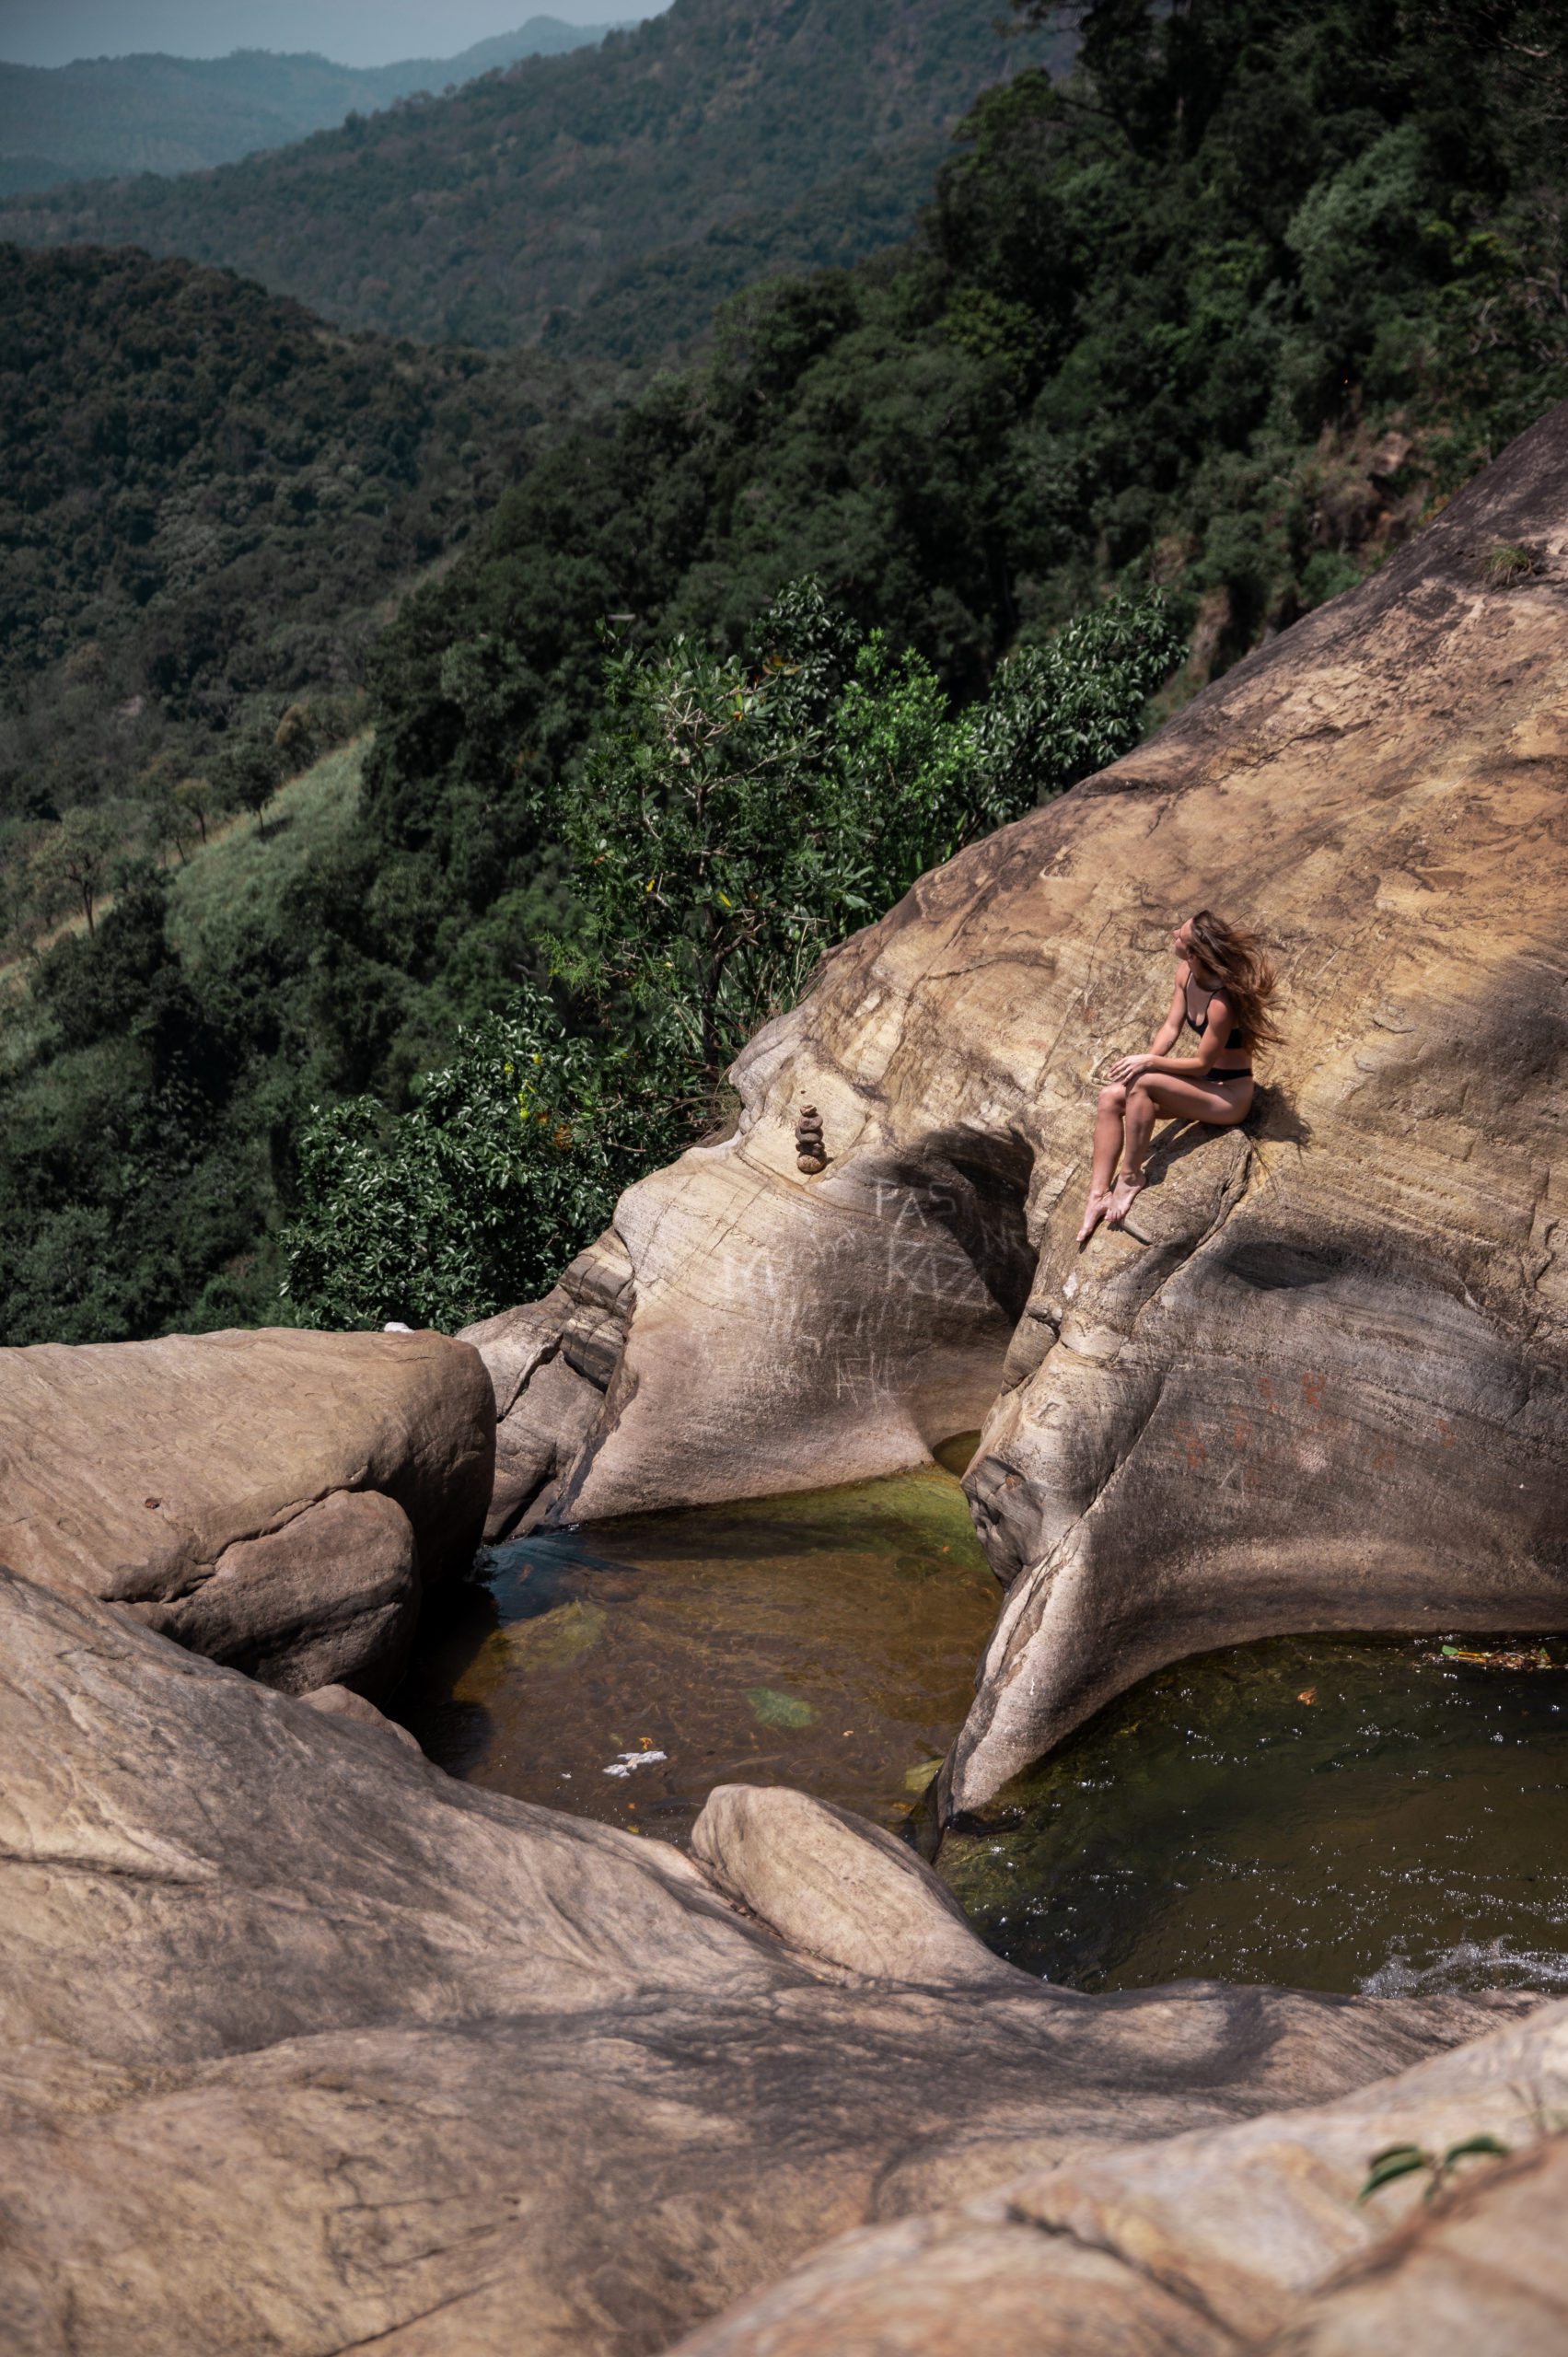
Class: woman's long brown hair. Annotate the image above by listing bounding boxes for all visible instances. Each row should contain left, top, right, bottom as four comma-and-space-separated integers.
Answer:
1186, 909, 1283, 1052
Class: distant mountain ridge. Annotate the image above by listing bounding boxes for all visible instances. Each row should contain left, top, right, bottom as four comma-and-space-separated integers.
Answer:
0, 20, 627, 195
0, 0, 1071, 357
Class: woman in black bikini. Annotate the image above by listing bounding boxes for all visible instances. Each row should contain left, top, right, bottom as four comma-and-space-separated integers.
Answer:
1078, 909, 1282, 1246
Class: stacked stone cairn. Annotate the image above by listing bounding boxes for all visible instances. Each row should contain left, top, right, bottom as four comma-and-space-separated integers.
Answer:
795, 1102, 828, 1175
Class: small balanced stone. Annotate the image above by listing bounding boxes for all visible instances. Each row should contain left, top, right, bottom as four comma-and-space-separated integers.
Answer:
796, 1153, 827, 1175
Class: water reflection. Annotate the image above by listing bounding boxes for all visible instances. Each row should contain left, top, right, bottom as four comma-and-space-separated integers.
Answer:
938, 1633, 1568, 1997
396, 1446, 996, 1842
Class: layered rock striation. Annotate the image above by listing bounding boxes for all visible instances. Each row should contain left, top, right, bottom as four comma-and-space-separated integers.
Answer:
467, 399, 1568, 1812
668, 1995, 1568, 2354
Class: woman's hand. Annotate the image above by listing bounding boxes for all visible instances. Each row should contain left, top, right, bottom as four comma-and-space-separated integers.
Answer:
1108, 1052, 1154, 1085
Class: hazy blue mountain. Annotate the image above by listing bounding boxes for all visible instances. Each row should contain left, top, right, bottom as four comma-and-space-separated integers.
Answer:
0, 0, 1070, 355
0, 20, 626, 193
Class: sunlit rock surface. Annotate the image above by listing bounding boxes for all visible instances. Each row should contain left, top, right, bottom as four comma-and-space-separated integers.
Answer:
0, 1327, 494, 1695
468, 399, 1568, 1809
0, 1567, 1522, 2355
690, 1782, 1025, 1986
668, 2001, 1568, 2355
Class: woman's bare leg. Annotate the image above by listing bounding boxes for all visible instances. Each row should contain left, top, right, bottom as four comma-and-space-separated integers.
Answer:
1078, 1083, 1128, 1245
1106, 1082, 1158, 1225
1090, 1082, 1130, 1192
1107, 1074, 1252, 1226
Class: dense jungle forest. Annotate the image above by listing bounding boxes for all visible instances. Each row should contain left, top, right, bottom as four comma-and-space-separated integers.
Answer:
2, 0, 1566, 1348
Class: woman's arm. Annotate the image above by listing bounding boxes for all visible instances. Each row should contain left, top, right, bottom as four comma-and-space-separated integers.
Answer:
1110, 988, 1234, 1083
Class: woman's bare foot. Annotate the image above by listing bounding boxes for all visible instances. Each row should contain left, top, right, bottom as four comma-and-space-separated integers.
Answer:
1105, 1168, 1145, 1228
1076, 1189, 1110, 1248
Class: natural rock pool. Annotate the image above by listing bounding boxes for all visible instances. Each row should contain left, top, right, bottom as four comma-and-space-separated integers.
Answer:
399, 1454, 1568, 1998
943, 1632, 1568, 1998
396, 1436, 995, 1841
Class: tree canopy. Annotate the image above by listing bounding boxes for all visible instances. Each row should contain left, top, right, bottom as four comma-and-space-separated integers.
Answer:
2, 0, 1565, 1346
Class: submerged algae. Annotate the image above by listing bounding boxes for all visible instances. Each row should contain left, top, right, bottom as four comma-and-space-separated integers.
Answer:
397, 1450, 997, 1840
939, 1631, 1568, 1997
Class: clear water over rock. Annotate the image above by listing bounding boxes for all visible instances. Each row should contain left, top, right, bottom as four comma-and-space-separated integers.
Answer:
399, 1448, 995, 1840
939, 1632, 1568, 1997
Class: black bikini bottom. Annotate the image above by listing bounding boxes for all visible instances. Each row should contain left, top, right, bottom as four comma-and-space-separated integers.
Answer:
1206, 1070, 1252, 1083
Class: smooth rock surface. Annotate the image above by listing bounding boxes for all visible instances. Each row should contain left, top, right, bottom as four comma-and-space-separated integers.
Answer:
0, 1326, 494, 1694
465, 400, 1568, 1805
301, 1678, 424, 1750
0, 1565, 1514, 2356
462, 1230, 633, 1538
668, 2001, 1568, 2355
691, 1783, 1024, 1986
1272, 2132, 1568, 2352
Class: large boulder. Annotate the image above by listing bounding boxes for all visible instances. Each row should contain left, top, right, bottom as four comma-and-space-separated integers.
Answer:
0, 1327, 494, 1695
464, 401, 1568, 1809
0, 1565, 1515, 2357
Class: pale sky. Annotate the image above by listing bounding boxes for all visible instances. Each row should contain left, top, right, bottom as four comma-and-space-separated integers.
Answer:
0, 1, 668, 67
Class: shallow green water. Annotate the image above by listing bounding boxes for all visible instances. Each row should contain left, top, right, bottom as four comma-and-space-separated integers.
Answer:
938, 1633, 1568, 1997
396, 1444, 997, 1842
401, 1460, 1568, 1997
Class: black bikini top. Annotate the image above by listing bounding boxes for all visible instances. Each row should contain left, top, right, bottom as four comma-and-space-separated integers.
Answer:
1185, 991, 1244, 1051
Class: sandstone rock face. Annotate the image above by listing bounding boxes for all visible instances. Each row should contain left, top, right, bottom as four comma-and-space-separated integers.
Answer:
467, 401, 1568, 1806
0, 1565, 1516, 2357
668, 2002, 1568, 2356
690, 1783, 1026, 1986
462, 1229, 634, 1538
0, 1327, 494, 1695
1272, 2133, 1568, 2353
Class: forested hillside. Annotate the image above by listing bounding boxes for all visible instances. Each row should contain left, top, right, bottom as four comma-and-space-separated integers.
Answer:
3, 0, 1566, 1353
0, 244, 585, 841
0, 0, 1071, 358
0, 21, 624, 196
364, 0, 1568, 839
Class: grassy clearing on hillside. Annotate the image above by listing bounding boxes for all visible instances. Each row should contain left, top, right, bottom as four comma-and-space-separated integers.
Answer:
1, 735, 367, 986
168, 737, 366, 971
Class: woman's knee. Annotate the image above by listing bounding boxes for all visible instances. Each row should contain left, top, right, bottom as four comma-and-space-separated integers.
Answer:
1127, 1079, 1159, 1117
1098, 1082, 1128, 1112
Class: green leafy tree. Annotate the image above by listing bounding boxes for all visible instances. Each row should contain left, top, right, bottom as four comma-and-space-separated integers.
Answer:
141, 779, 191, 868
555, 580, 1183, 1080
173, 775, 215, 845
285, 582, 1182, 1329
281, 989, 690, 1332
556, 608, 954, 1077
218, 737, 284, 838
28, 806, 120, 935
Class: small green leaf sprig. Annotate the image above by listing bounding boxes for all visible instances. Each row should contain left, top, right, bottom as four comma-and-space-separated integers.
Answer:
1358, 2132, 1512, 2205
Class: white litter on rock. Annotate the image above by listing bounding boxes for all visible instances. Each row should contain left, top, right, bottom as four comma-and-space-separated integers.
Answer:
382, 1321, 413, 1333
603, 1749, 668, 1778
